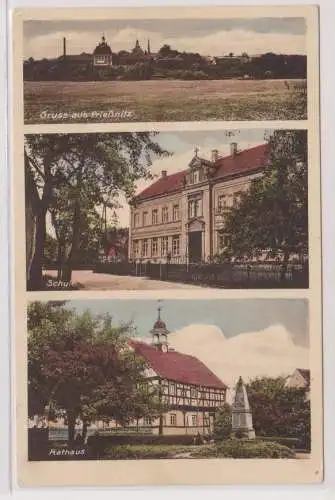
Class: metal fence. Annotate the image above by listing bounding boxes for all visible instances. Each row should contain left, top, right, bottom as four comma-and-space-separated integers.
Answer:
93, 261, 308, 289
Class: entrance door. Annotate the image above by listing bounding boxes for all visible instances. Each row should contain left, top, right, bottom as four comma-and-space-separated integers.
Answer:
188, 231, 202, 262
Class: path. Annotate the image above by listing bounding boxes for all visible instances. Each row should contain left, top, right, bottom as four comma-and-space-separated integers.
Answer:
44, 269, 201, 291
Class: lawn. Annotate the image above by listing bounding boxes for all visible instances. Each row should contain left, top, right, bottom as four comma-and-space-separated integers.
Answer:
24, 79, 307, 123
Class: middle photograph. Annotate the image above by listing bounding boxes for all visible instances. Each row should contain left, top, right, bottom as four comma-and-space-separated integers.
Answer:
25, 128, 308, 291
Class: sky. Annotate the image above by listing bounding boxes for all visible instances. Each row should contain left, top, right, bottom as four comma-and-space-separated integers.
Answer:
63, 298, 309, 387
23, 18, 306, 60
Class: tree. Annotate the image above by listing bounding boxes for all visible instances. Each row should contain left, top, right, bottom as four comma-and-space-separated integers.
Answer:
28, 302, 165, 443
223, 130, 308, 274
246, 376, 310, 449
25, 133, 170, 289
213, 403, 232, 441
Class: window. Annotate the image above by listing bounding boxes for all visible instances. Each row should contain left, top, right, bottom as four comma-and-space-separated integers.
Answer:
172, 235, 180, 256
142, 211, 148, 226
142, 239, 148, 257
161, 236, 168, 256
173, 205, 180, 221
162, 206, 169, 223
134, 213, 140, 227
95, 55, 106, 63
133, 240, 140, 258
188, 199, 201, 219
189, 171, 198, 184
217, 194, 227, 212
191, 388, 197, 399
170, 382, 176, 395
218, 233, 230, 249
151, 238, 158, 256
152, 209, 158, 225
191, 415, 197, 426
144, 416, 152, 425
170, 414, 177, 426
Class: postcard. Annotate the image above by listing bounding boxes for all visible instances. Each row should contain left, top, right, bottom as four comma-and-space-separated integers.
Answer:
12, 4, 322, 489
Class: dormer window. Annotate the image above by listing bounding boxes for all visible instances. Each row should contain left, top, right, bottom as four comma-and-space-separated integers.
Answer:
189, 171, 198, 184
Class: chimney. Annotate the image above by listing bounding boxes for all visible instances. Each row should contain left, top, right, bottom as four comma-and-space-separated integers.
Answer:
63, 37, 67, 58
211, 149, 219, 162
230, 142, 238, 156
161, 170, 167, 178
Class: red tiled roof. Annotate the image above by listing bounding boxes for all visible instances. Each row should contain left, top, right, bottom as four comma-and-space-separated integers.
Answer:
136, 170, 187, 201
135, 143, 268, 201
129, 339, 227, 389
214, 143, 268, 180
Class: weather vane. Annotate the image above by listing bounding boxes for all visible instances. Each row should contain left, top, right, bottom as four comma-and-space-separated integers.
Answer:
157, 299, 163, 319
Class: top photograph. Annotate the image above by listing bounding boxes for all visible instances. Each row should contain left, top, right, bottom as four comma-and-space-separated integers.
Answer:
22, 16, 308, 124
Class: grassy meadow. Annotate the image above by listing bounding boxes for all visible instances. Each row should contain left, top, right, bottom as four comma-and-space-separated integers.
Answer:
24, 79, 307, 123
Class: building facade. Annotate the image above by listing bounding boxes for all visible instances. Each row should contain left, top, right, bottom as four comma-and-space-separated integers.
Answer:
126, 307, 227, 435
129, 142, 267, 263
285, 368, 310, 401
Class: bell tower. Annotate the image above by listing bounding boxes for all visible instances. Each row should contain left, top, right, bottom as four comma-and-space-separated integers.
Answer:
150, 301, 170, 352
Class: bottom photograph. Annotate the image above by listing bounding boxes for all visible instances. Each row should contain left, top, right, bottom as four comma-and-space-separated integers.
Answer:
27, 298, 310, 461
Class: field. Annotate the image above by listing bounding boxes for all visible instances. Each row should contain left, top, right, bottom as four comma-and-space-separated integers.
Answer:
24, 79, 307, 123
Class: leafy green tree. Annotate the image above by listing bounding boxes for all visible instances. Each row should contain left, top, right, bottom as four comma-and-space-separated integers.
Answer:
213, 402, 232, 441
28, 302, 165, 442
246, 376, 310, 449
223, 130, 308, 275
25, 133, 170, 289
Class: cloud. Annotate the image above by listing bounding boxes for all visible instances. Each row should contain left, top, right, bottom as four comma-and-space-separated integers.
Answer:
167, 323, 309, 390
25, 28, 305, 60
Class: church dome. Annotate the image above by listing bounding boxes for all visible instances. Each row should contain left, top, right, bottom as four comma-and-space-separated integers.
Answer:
93, 36, 112, 55
153, 319, 167, 330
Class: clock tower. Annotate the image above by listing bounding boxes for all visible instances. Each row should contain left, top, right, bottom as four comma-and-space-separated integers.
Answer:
150, 301, 170, 352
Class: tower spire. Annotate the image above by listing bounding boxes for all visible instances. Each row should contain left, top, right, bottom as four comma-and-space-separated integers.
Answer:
147, 39, 151, 55
150, 300, 169, 352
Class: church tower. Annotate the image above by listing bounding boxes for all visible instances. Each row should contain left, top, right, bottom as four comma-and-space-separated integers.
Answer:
231, 376, 256, 439
150, 301, 170, 352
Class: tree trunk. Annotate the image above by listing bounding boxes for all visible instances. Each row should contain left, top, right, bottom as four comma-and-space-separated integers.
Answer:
28, 207, 47, 290
280, 250, 291, 281
56, 242, 66, 280
63, 199, 81, 283
67, 410, 76, 444
82, 420, 88, 443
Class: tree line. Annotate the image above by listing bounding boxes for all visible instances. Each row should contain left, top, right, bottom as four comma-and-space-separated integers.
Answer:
23, 47, 307, 81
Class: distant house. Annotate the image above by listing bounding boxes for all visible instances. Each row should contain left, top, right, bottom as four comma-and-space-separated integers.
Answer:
285, 368, 310, 400
93, 35, 113, 68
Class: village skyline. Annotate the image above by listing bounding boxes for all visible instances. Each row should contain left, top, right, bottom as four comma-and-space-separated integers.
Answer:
23, 17, 306, 60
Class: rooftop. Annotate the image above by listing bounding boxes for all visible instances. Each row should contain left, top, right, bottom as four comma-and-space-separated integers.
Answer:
129, 339, 227, 389
135, 143, 268, 201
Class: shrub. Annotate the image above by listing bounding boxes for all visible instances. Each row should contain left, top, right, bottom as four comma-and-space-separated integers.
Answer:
103, 444, 184, 460
191, 439, 295, 459
86, 433, 197, 457
213, 403, 232, 441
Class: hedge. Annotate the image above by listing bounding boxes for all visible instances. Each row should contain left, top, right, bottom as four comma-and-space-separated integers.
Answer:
86, 433, 197, 457
191, 439, 295, 459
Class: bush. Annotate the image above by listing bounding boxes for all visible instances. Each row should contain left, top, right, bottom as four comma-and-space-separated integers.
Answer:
87, 433, 197, 457
191, 439, 295, 459
103, 444, 184, 460
255, 437, 300, 449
